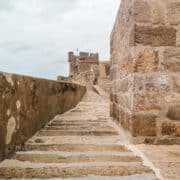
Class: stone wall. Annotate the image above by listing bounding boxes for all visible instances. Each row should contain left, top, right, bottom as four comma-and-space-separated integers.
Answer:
110, 0, 180, 143
0, 72, 86, 160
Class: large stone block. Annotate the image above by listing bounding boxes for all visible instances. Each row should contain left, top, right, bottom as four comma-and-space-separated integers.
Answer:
132, 112, 157, 136
133, 0, 151, 23
167, 104, 180, 120
134, 49, 159, 73
150, 0, 164, 24
134, 91, 162, 111
117, 93, 132, 110
172, 75, 180, 93
134, 25, 176, 46
117, 75, 133, 92
163, 48, 180, 72
118, 54, 133, 77
134, 74, 170, 93
118, 106, 132, 132
162, 120, 180, 136
167, 1, 180, 25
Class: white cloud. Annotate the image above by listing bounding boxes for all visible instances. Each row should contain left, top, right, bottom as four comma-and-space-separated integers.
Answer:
0, 0, 120, 79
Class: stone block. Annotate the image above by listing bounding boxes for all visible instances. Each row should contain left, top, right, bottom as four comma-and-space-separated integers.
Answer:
163, 48, 180, 72
110, 102, 114, 117
134, 74, 170, 93
165, 93, 180, 103
117, 75, 133, 92
133, 0, 151, 22
172, 75, 180, 93
177, 26, 180, 47
118, 106, 132, 132
167, 103, 180, 120
150, 0, 164, 24
162, 120, 180, 136
134, 91, 162, 111
167, 1, 180, 25
134, 49, 159, 73
117, 93, 132, 110
132, 112, 157, 136
119, 54, 133, 77
134, 25, 176, 46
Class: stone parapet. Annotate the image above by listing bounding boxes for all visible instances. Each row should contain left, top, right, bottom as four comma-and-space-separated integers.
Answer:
0, 72, 86, 161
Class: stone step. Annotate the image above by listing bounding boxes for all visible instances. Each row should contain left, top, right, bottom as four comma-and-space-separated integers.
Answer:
8, 173, 157, 180
46, 123, 110, 128
47, 122, 109, 127
12, 151, 141, 163
26, 136, 120, 145
24, 144, 129, 152
45, 124, 114, 129
37, 130, 118, 136
44, 126, 115, 132
51, 120, 108, 123
0, 160, 153, 179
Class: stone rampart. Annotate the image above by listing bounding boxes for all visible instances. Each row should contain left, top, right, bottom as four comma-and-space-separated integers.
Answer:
0, 72, 86, 160
110, 0, 180, 143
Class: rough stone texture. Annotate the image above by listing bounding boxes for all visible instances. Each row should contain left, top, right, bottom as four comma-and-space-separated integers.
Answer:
134, 25, 176, 47
0, 72, 86, 161
137, 144, 180, 180
167, 104, 180, 120
110, 0, 180, 141
0, 90, 157, 179
167, 1, 180, 25
59, 52, 111, 91
163, 48, 180, 72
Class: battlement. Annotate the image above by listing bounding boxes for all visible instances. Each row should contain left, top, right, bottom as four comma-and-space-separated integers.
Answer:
68, 51, 99, 62
68, 51, 99, 77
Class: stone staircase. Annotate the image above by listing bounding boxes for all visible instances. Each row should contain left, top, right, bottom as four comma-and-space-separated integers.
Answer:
0, 91, 157, 179
98, 77, 110, 93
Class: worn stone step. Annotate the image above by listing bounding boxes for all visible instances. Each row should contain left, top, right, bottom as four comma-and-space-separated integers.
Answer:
48, 121, 109, 126
8, 173, 157, 180
37, 130, 118, 136
24, 144, 129, 152
51, 120, 108, 123
44, 126, 115, 132
26, 136, 120, 145
0, 160, 153, 179
46, 124, 110, 128
12, 151, 141, 163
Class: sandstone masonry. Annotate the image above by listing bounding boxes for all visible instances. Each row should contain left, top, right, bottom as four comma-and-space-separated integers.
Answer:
58, 52, 111, 92
110, 0, 180, 143
0, 72, 85, 161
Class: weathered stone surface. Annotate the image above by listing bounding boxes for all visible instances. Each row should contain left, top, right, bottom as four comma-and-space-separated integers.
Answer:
165, 93, 180, 103
150, 0, 164, 24
172, 75, 180, 93
118, 106, 132, 132
134, 92, 161, 111
133, 0, 151, 23
167, 104, 180, 120
162, 120, 180, 136
134, 74, 170, 93
117, 75, 133, 92
134, 25, 176, 46
0, 72, 86, 161
167, 1, 180, 25
134, 49, 159, 73
132, 112, 157, 136
110, 0, 180, 141
163, 48, 180, 72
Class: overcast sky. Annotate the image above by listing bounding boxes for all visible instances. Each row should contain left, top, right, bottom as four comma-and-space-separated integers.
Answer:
0, 0, 120, 79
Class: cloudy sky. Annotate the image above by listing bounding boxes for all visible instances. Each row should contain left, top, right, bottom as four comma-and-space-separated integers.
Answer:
0, 0, 120, 79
